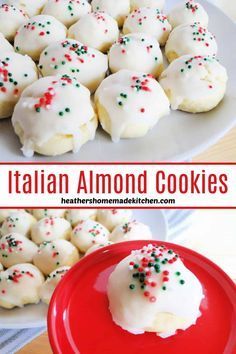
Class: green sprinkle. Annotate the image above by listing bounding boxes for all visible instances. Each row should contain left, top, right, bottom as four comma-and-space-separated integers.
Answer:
162, 286, 167, 290
59, 111, 64, 116
65, 107, 70, 112
129, 284, 135, 290
176, 272, 181, 276
180, 280, 185, 285
36, 107, 41, 112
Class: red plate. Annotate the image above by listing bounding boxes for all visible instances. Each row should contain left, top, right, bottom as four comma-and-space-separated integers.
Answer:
48, 241, 236, 354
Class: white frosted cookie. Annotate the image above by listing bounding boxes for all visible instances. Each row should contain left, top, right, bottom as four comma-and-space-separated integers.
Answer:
108, 244, 204, 337
95, 69, 170, 142
130, 0, 165, 11
32, 209, 66, 220
165, 23, 217, 63
110, 220, 152, 242
0, 233, 38, 268
33, 239, 79, 275
97, 209, 133, 231
68, 12, 119, 53
168, 0, 209, 28
123, 8, 171, 46
39, 39, 108, 93
0, 263, 44, 309
5, 0, 47, 17
42, 0, 91, 28
0, 209, 20, 224
0, 211, 36, 237
12, 75, 97, 157
0, 52, 38, 119
159, 55, 228, 113
65, 209, 97, 227
31, 216, 72, 244
85, 241, 113, 255
14, 15, 67, 61
109, 33, 163, 78
40, 266, 70, 304
71, 219, 110, 253
0, 33, 14, 53
91, 0, 130, 27
0, 4, 28, 42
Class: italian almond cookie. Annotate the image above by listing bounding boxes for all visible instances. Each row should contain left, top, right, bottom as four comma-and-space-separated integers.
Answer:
5, 0, 47, 17
108, 33, 163, 78
31, 216, 72, 244
0, 211, 36, 237
0, 52, 38, 119
159, 55, 228, 113
123, 8, 171, 46
0, 263, 44, 309
0, 4, 28, 42
14, 15, 67, 61
95, 69, 170, 142
97, 209, 133, 232
31, 209, 66, 220
165, 23, 217, 63
39, 39, 108, 92
0, 33, 14, 53
12, 75, 97, 157
42, 0, 91, 28
107, 244, 204, 338
40, 266, 70, 304
68, 12, 119, 53
71, 219, 110, 253
0, 233, 38, 268
65, 209, 97, 227
85, 241, 113, 256
91, 0, 130, 27
33, 239, 79, 275
130, 0, 165, 11
110, 220, 153, 242
168, 0, 209, 28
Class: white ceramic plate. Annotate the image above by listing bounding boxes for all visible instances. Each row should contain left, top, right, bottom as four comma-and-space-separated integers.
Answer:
0, 209, 168, 329
0, 0, 235, 162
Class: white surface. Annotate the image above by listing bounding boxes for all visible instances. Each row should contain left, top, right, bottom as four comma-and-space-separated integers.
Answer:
0, 0, 235, 161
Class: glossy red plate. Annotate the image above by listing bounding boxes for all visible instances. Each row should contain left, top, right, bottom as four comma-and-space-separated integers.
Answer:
48, 241, 236, 354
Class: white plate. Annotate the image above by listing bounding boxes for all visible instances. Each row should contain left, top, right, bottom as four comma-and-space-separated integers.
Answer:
0, 209, 168, 329
0, 0, 235, 162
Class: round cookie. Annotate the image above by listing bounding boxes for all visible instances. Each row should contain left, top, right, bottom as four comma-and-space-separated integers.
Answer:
40, 266, 70, 304
97, 209, 133, 231
39, 39, 108, 92
0, 4, 28, 42
0, 209, 20, 224
5, 0, 48, 17
130, 0, 165, 11
33, 239, 79, 275
95, 69, 170, 142
0, 33, 14, 53
107, 244, 204, 337
14, 15, 67, 61
91, 0, 130, 27
31, 216, 72, 245
123, 8, 171, 46
168, 0, 209, 28
68, 12, 119, 53
110, 220, 153, 242
65, 209, 97, 227
12, 75, 97, 157
108, 33, 163, 78
32, 209, 66, 220
85, 241, 113, 256
42, 0, 91, 28
165, 23, 217, 63
71, 219, 110, 253
0, 263, 44, 309
0, 233, 38, 268
0, 52, 38, 119
0, 211, 36, 237
159, 55, 228, 113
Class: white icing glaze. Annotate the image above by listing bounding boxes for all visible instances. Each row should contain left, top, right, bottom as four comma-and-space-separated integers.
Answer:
40, 266, 70, 304
39, 39, 108, 92
33, 239, 79, 275
159, 55, 228, 112
31, 216, 72, 244
168, 0, 209, 28
95, 69, 170, 142
0, 211, 36, 237
71, 219, 110, 253
0, 4, 28, 42
0, 209, 20, 224
12, 75, 97, 157
0, 263, 44, 309
110, 220, 152, 242
123, 7, 171, 46
68, 11, 119, 53
14, 15, 67, 61
0, 233, 38, 268
32, 209, 66, 220
97, 209, 133, 231
108, 33, 163, 78
5, 0, 48, 17
65, 209, 97, 227
107, 244, 204, 337
42, 0, 91, 28
130, 0, 165, 11
165, 23, 217, 62
0, 33, 14, 53
85, 241, 113, 256
91, 0, 130, 27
